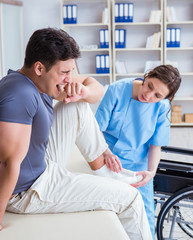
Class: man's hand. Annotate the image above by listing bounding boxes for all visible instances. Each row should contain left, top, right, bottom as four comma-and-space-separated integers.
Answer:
103, 148, 122, 173
56, 75, 105, 104
56, 82, 89, 103
0, 224, 2, 231
63, 82, 88, 103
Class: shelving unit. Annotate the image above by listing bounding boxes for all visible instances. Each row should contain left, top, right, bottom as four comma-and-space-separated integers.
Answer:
60, 0, 193, 127
111, 0, 163, 81
60, 0, 112, 86
164, 0, 193, 126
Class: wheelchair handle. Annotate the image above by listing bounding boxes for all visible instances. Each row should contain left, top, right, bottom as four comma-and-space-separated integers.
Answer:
161, 146, 193, 156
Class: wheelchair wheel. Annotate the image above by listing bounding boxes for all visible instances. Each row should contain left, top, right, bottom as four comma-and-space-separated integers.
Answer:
157, 186, 193, 240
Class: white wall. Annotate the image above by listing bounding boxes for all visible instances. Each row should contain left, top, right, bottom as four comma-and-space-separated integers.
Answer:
22, 0, 61, 50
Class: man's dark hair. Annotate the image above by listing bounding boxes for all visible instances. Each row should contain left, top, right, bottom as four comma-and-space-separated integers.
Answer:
24, 28, 80, 71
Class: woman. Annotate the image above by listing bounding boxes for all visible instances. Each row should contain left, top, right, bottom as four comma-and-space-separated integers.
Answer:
95, 65, 181, 238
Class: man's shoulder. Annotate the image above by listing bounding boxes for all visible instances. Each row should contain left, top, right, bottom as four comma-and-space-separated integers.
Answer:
1, 70, 38, 97
0, 71, 42, 114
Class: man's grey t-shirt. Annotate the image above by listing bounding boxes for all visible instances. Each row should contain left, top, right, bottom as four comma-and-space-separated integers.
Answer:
0, 70, 53, 194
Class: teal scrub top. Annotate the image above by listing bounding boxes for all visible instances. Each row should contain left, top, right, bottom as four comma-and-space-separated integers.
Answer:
95, 78, 171, 171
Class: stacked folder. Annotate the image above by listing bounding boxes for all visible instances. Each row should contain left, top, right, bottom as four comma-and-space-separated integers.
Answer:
96, 55, 110, 74
63, 5, 77, 24
115, 29, 126, 48
166, 28, 181, 47
99, 29, 109, 48
146, 32, 161, 48
115, 3, 134, 22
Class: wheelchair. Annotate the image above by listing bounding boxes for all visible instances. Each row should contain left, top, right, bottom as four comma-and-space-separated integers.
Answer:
154, 146, 193, 240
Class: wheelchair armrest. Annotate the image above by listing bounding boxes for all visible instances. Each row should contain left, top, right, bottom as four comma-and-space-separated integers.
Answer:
161, 146, 193, 156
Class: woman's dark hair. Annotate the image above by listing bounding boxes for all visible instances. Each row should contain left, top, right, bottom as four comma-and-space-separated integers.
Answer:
24, 28, 80, 71
144, 65, 181, 102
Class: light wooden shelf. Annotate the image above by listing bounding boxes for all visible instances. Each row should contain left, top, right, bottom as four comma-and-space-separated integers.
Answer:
115, 48, 161, 52
180, 72, 193, 76
62, 23, 109, 27
166, 21, 193, 25
171, 122, 193, 127
115, 73, 144, 77
173, 97, 193, 101
80, 48, 110, 52
166, 47, 193, 51
79, 73, 111, 77
115, 22, 162, 26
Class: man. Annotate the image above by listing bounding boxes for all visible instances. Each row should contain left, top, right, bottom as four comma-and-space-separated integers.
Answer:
0, 28, 152, 240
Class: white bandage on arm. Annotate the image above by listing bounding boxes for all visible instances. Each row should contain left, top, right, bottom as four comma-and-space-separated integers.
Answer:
93, 165, 143, 184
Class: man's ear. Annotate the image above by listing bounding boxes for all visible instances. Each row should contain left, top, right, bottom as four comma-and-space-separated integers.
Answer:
34, 61, 45, 76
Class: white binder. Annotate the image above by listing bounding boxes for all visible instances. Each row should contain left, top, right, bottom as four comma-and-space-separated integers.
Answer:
101, 55, 105, 72
166, 28, 171, 47
96, 55, 101, 73
175, 28, 181, 47
105, 29, 109, 47
99, 30, 105, 48
115, 29, 119, 47
67, 5, 72, 22
72, 5, 77, 23
63, 5, 67, 23
119, 3, 124, 21
171, 28, 175, 46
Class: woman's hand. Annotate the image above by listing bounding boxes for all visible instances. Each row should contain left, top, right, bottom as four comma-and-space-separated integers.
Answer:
131, 170, 155, 188
0, 224, 2, 231
103, 148, 122, 173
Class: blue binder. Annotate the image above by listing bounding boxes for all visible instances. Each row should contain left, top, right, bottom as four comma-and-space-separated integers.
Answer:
115, 29, 119, 48
105, 55, 110, 73
101, 55, 105, 73
96, 55, 110, 74
72, 5, 77, 24
119, 29, 126, 48
128, 3, 134, 22
115, 3, 119, 22
115, 29, 126, 48
166, 28, 171, 47
96, 55, 101, 74
119, 3, 124, 22
67, 5, 72, 23
115, 3, 134, 23
63, 5, 68, 24
123, 3, 129, 22
63, 5, 77, 24
104, 30, 109, 48
175, 28, 181, 47
170, 28, 176, 47
99, 29, 109, 48
99, 29, 105, 48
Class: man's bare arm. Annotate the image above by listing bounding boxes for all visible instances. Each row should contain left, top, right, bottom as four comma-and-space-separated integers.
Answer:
56, 75, 105, 104
0, 122, 31, 230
